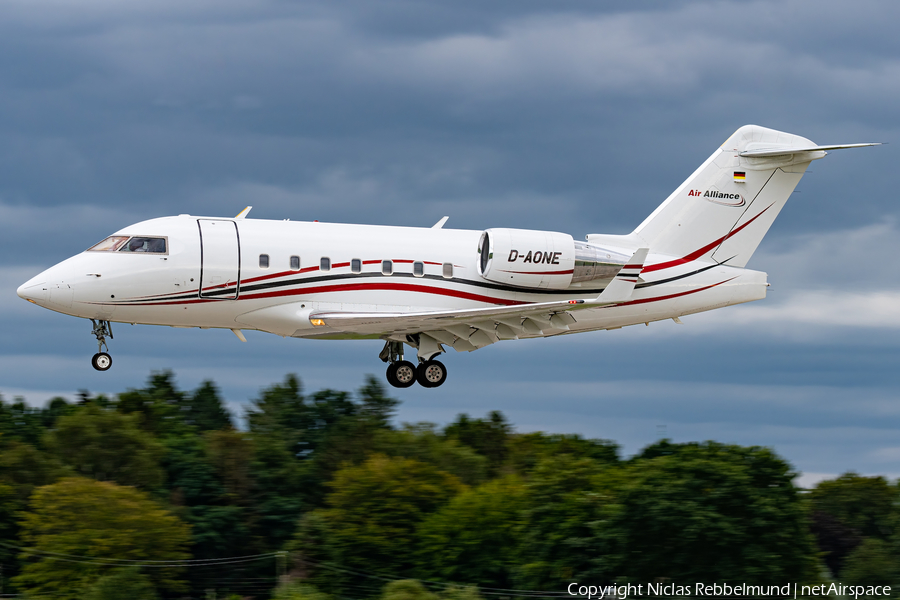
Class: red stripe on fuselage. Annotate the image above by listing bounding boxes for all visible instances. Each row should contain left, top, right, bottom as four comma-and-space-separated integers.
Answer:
642, 203, 774, 274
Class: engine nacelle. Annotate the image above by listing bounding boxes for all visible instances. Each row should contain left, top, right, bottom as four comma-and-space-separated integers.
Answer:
478, 228, 576, 289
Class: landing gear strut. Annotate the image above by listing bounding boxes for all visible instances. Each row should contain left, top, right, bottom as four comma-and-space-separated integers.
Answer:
90, 319, 113, 372
379, 339, 448, 388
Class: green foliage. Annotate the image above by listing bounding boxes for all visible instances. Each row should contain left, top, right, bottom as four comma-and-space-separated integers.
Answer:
163, 435, 250, 561
0, 440, 69, 500
246, 373, 313, 443
506, 432, 620, 475
372, 423, 488, 486
14, 477, 191, 600
308, 455, 466, 591
809, 472, 897, 539
841, 538, 900, 586
514, 454, 612, 588
608, 441, 818, 583
0, 481, 21, 567
440, 585, 484, 600
0, 371, 859, 600
44, 403, 165, 490
381, 580, 440, 600
83, 567, 159, 600
204, 429, 254, 506
0, 397, 47, 447
417, 475, 526, 587
274, 581, 334, 600
117, 371, 192, 436
444, 411, 511, 474
184, 380, 233, 431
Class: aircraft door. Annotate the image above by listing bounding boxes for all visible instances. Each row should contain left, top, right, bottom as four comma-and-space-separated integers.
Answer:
198, 219, 240, 299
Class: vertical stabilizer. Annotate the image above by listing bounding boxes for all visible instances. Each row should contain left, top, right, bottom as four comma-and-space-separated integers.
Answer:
631, 125, 822, 268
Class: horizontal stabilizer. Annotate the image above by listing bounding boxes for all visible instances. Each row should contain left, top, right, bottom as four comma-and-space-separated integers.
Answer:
739, 143, 881, 157
593, 247, 649, 304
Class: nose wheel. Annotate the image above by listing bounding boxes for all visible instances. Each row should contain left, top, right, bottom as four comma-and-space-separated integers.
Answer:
90, 319, 114, 371
92, 352, 113, 371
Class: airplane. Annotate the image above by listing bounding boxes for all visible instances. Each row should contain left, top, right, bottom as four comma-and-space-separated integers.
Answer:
17, 125, 879, 388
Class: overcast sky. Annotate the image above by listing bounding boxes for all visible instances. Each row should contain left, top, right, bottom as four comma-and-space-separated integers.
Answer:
2, 0, 899, 485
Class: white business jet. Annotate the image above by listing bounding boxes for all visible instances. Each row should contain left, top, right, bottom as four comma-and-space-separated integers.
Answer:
17, 125, 878, 388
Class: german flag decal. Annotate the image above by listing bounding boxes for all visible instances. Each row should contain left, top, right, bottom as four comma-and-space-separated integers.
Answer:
733, 171, 746, 182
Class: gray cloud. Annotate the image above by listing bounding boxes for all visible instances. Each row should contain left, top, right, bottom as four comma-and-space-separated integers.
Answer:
1, 0, 898, 479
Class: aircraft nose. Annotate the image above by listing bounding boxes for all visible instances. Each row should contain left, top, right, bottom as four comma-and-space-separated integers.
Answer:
17, 280, 48, 303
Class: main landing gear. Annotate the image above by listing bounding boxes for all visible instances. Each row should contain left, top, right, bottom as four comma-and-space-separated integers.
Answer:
90, 319, 113, 372
379, 340, 448, 389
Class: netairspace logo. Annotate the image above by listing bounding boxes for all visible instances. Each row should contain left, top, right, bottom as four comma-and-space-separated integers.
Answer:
567, 583, 893, 600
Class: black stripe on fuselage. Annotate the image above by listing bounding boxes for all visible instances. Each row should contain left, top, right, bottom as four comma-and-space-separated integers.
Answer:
108, 261, 727, 304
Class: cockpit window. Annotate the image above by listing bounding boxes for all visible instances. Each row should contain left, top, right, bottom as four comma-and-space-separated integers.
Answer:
88, 236, 130, 252
119, 237, 167, 253
88, 236, 167, 254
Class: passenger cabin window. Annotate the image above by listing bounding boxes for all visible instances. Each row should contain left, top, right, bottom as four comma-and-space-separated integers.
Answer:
259, 254, 269, 268
290, 256, 300, 270
320, 257, 331, 271
351, 258, 362, 273
382, 260, 393, 276
443, 262, 453, 278
88, 236, 166, 254
413, 261, 424, 277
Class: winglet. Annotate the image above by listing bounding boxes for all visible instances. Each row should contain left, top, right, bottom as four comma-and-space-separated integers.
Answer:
593, 248, 649, 304
235, 206, 253, 219
432, 216, 449, 229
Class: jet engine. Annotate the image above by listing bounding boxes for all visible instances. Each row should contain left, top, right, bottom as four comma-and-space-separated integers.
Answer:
478, 228, 631, 290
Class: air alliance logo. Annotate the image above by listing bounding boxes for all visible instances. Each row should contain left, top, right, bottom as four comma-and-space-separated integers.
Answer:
687, 189, 745, 207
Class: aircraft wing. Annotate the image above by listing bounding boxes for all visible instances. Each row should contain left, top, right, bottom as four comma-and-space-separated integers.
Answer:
310, 248, 649, 352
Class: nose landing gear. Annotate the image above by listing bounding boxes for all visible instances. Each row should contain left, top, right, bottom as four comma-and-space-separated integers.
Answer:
90, 319, 113, 372
379, 339, 448, 388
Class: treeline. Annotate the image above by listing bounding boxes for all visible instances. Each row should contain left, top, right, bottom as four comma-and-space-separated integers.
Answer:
0, 372, 898, 599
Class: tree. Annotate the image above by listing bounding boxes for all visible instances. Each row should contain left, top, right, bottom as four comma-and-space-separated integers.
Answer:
0, 440, 69, 499
514, 455, 612, 589
0, 481, 21, 574
606, 441, 818, 583
84, 567, 159, 600
274, 582, 334, 600
298, 455, 465, 592
14, 477, 191, 600
809, 510, 863, 577
372, 423, 488, 486
163, 434, 251, 595
417, 475, 526, 587
117, 370, 191, 436
0, 397, 45, 447
183, 380, 233, 431
444, 411, 511, 474
246, 374, 312, 444
43, 404, 165, 490
381, 580, 439, 600
506, 432, 619, 475
841, 538, 899, 587
809, 473, 897, 540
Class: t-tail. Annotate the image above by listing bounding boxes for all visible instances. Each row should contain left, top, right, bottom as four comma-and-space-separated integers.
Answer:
623, 125, 879, 268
